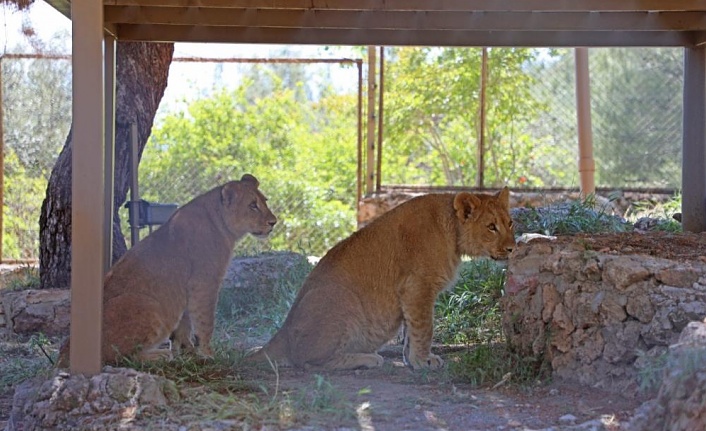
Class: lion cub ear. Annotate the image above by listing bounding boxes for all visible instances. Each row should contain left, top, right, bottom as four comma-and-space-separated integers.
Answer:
240, 174, 259, 187
495, 187, 510, 210
221, 182, 241, 207
453, 192, 482, 221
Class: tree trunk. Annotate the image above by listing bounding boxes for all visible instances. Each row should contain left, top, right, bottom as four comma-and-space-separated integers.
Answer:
39, 42, 174, 289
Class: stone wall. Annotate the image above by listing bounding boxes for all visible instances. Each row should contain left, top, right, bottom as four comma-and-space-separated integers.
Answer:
501, 238, 706, 397
359, 189, 672, 225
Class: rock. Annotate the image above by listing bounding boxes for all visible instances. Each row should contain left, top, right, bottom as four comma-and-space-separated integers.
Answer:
502, 236, 706, 399
559, 414, 577, 424
220, 251, 312, 313
6, 367, 179, 431
2, 289, 70, 336
626, 320, 706, 431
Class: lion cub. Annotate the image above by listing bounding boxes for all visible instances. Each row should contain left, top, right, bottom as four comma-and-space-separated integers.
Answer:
58, 174, 276, 366
249, 188, 515, 370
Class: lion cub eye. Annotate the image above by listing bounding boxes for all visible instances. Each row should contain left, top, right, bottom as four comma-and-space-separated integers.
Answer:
488, 223, 497, 232
249, 201, 260, 212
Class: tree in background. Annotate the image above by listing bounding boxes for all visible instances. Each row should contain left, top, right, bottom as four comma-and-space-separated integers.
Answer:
382, 47, 550, 188
140, 75, 358, 256
524, 48, 683, 189
590, 48, 682, 188
1, 31, 71, 259
39, 42, 174, 289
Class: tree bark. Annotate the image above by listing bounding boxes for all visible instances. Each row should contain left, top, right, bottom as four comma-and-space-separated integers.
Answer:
39, 42, 174, 289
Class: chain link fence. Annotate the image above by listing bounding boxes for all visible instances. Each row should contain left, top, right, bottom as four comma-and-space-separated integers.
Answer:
1, 46, 684, 261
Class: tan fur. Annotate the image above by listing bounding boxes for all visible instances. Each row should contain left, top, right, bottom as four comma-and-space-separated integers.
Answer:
58, 174, 276, 367
248, 189, 515, 370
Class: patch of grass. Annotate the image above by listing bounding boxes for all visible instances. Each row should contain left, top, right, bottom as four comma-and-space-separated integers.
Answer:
290, 374, 355, 425
445, 343, 551, 388
628, 192, 683, 233
512, 194, 632, 236
435, 259, 507, 345
215, 255, 312, 341
636, 349, 668, 394
3, 264, 41, 291
120, 348, 251, 394
0, 333, 56, 392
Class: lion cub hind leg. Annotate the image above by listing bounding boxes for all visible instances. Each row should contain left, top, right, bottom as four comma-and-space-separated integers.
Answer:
136, 339, 175, 362
102, 293, 180, 364
319, 353, 385, 370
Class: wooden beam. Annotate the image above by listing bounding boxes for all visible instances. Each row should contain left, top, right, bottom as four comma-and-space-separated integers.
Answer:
682, 47, 706, 232
104, 8, 706, 32
116, 25, 695, 47
575, 48, 595, 197
71, 0, 105, 375
104, 0, 706, 13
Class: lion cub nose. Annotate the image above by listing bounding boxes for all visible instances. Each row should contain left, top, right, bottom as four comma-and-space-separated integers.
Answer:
268, 219, 277, 227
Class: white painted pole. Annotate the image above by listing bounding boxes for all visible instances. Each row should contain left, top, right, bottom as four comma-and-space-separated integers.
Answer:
70, 0, 105, 375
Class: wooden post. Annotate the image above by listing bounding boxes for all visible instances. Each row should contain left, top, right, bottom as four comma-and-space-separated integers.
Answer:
366, 46, 376, 196
376, 47, 384, 193
477, 47, 488, 189
0, 57, 4, 263
129, 123, 140, 247
70, 0, 105, 375
356, 60, 363, 221
575, 47, 596, 197
104, 34, 116, 274
682, 47, 706, 232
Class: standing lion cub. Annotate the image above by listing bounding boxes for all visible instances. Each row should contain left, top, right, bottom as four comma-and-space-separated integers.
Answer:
248, 188, 515, 370
58, 174, 276, 366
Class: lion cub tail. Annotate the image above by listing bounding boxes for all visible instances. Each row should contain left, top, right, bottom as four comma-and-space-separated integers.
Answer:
243, 330, 291, 368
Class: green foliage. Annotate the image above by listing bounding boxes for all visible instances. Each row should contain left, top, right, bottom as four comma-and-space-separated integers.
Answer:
628, 192, 683, 232
3, 264, 41, 291
0, 334, 56, 392
435, 259, 507, 345
2, 36, 71, 177
534, 48, 683, 189
215, 253, 312, 339
382, 47, 559, 188
512, 195, 632, 236
446, 343, 551, 387
3, 149, 46, 260
140, 81, 359, 256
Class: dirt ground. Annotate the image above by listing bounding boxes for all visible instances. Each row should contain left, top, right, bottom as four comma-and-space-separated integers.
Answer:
243, 344, 643, 431
2, 231, 705, 430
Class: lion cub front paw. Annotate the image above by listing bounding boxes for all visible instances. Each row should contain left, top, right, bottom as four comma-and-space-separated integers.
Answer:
406, 352, 444, 370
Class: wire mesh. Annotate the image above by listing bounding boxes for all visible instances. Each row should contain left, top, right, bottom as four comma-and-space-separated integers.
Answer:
0, 46, 685, 260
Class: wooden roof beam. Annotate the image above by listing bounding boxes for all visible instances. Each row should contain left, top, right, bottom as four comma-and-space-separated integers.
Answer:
104, 0, 706, 12
104, 8, 706, 32
116, 25, 695, 47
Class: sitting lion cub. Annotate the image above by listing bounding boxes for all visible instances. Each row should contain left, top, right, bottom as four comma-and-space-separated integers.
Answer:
58, 174, 276, 366
249, 188, 515, 370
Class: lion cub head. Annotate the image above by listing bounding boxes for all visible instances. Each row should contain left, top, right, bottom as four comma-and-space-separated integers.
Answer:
453, 187, 515, 260
220, 174, 277, 238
